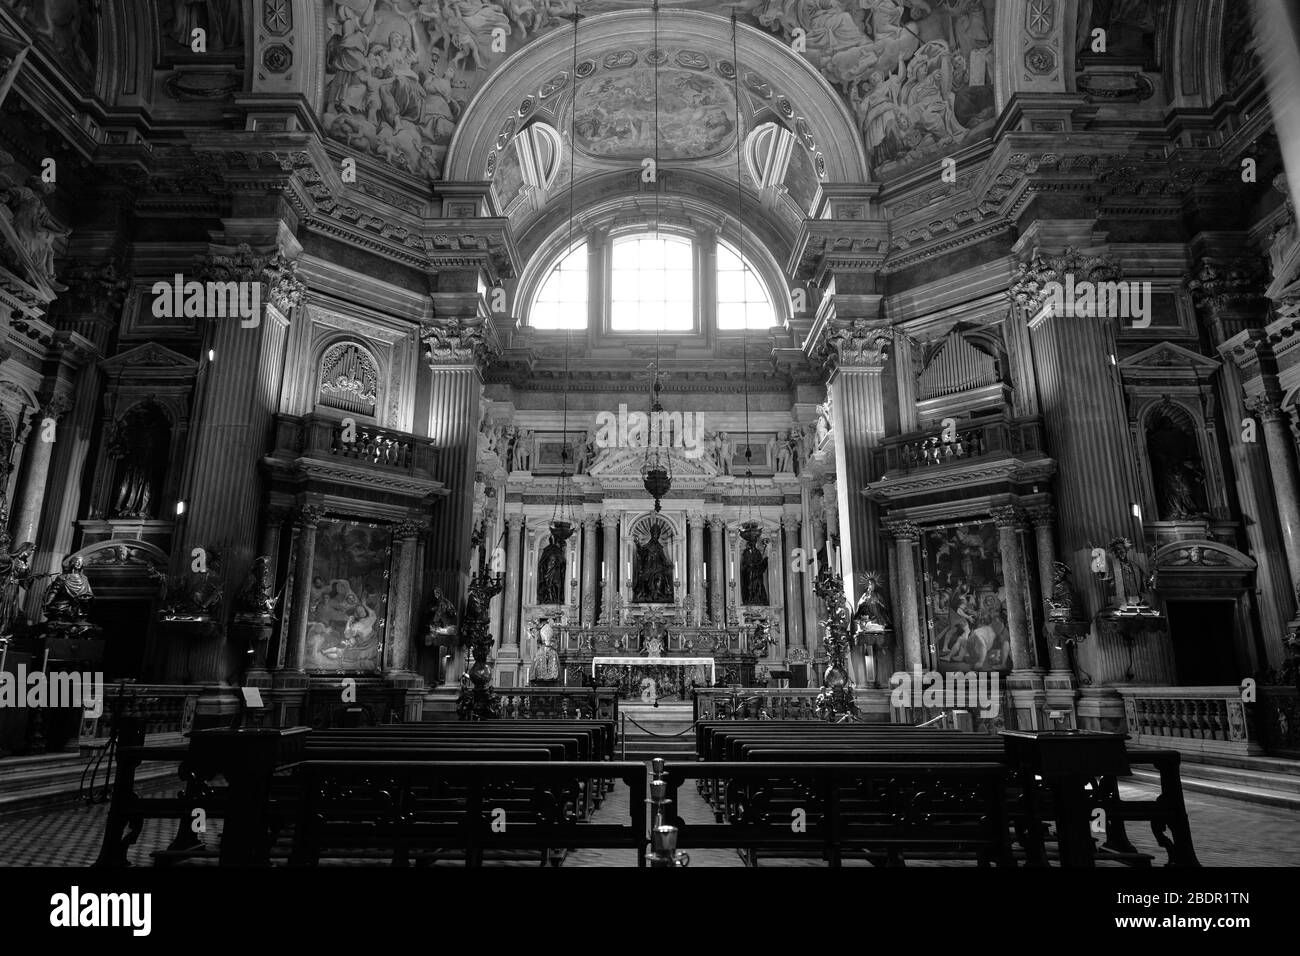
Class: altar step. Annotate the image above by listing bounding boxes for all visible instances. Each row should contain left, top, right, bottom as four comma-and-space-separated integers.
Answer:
619, 704, 696, 760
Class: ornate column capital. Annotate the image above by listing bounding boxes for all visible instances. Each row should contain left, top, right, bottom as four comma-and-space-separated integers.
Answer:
1025, 504, 1055, 528
708, 515, 726, 531
884, 519, 920, 541
295, 504, 327, 527
819, 318, 891, 369
392, 519, 423, 540
35, 393, 73, 421
1187, 256, 1269, 318
781, 512, 802, 531
991, 505, 1026, 531
686, 510, 705, 527
421, 316, 500, 368
581, 513, 600, 531
1010, 246, 1122, 312
505, 512, 527, 532
199, 242, 306, 314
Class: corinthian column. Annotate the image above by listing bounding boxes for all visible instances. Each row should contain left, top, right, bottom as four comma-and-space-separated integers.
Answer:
707, 515, 725, 626
687, 511, 705, 625
385, 520, 423, 678
10, 395, 71, 547
421, 315, 499, 685
501, 514, 526, 654
580, 513, 599, 626
282, 503, 327, 674
886, 521, 923, 672
1026, 504, 1071, 674
602, 512, 619, 623
991, 507, 1035, 673
1252, 397, 1300, 598
781, 513, 804, 648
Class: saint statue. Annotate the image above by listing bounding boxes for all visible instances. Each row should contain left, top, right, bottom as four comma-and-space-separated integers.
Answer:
44, 555, 94, 624
234, 555, 278, 622
537, 534, 567, 604
423, 586, 459, 646
1045, 561, 1083, 624
739, 528, 769, 605
0, 533, 35, 635
633, 523, 673, 603
852, 571, 891, 634
531, 617, 560, 682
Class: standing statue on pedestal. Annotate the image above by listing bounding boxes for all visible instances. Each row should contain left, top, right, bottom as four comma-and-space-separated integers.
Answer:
739, 525, 769, 605
852, 570, 891, 639
0, 533, 35, 635
234, 555, 278, 623
530, 617, 560, 682
44, 555, 94, 624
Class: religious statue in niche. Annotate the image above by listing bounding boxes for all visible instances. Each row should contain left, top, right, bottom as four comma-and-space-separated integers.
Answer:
536, 529, 568, 605
773, 431, 794, 473
1146, 409, 1209, 520
1105, 536, 1157, 610
632, 518, 674, 604
739, 524, 769, 605
0, 532, 35, 636
852, 570, 891, 636
106, 403, 171, 520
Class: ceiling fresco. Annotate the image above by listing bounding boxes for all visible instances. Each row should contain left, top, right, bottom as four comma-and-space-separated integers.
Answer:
318, 0, 1010, 182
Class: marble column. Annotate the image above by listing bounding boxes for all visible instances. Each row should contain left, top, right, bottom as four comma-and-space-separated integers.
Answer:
886, 521, 923, 673
687, 511, 705, 625
1254, 397, 1300, 597
1027, 504, 1071, 674
799, 498, 820, 649
282, 504, 326, 674
602, 512, 619, 623
501, 514, 526, 654
781, 513, 804, 648
581, 513, 599, 626
421, 315, 498, 685
11, 396, 71, 548
385, 520, 422, 677
992, 507, 1035, 673
823, 324, 891, 609
708, 515, 725, 626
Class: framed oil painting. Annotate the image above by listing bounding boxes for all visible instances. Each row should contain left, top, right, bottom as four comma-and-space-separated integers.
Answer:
532, 430, 587, 476
303, 519, 392, 673
919, 522, 1011, 673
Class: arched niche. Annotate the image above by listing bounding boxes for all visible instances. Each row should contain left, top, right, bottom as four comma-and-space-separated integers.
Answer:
104, 400, 173, 521
1142, 401, 1211, 522
624, 512, 683, 606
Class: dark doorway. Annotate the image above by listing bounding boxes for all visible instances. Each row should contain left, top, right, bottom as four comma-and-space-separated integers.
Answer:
89, 599, 152, 681
1165, 601, 1239, 685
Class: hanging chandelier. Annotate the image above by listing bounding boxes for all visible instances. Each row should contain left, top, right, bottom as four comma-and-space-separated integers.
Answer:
640, 0, 672, 513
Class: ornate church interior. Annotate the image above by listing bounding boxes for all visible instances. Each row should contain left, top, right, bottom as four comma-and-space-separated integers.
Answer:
0, 0, 1297, 885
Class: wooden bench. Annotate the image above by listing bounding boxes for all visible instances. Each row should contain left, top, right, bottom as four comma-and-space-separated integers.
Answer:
657, 760, 1012, 867
287, 760, 648, 867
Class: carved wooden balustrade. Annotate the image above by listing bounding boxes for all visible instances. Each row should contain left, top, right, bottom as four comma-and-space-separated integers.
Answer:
90, 683, 201, 737
870, 414, 1046, 478
1116, 686, 1262, 756
692, 688, 831, 722
495, 687, 620, 721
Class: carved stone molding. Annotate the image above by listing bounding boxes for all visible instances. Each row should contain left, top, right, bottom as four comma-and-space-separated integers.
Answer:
392, 519, 423, 539
296, 504, 328, 527
198, 243, 306, 314
1025, 504, 1055, 528
884, 520, 920, 541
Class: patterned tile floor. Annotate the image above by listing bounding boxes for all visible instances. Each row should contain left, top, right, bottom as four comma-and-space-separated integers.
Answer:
0, 776, 1296, 867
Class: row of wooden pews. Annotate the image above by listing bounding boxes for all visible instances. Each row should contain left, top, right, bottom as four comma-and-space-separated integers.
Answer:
660, 722, 1199, 867
96, 717, 641, 868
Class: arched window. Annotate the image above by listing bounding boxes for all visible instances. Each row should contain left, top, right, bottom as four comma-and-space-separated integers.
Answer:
610, 234, 694, 332
531, 240, 588, 330
716, 240, 775, 330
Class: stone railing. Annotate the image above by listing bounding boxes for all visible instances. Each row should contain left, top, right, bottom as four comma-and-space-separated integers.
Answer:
870, 414, 1046, 477
1117, 686, 1262, 756
495, 687, 619, 722
272, 414, 439, 481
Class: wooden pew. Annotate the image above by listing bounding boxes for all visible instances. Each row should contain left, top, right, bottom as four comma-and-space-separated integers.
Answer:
287, 760, 648, 867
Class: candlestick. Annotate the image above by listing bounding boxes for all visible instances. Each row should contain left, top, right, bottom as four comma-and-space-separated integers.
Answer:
42, 647, 50, 672
0, 641, 7, 675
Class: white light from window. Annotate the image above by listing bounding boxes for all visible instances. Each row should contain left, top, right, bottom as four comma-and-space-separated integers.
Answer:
716, 241, 775, 330
531, 240, 588, 329
610, 234, 693, 332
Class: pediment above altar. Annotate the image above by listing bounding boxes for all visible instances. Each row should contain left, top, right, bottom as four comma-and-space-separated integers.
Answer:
586, 446, 718, 478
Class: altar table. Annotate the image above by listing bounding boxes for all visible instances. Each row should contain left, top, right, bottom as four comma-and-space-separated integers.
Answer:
591, 656, 716, 699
